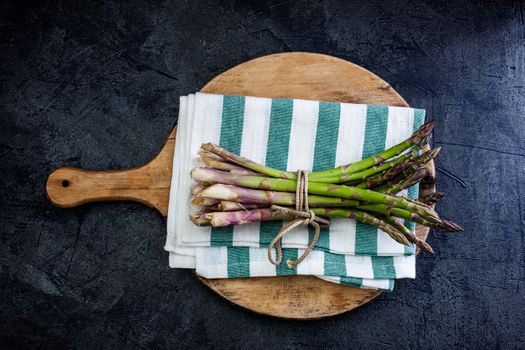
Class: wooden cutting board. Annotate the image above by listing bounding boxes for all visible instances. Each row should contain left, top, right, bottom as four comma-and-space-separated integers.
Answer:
46, 52, 435, 319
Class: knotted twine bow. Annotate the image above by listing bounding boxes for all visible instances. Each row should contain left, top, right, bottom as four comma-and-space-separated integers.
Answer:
267, 170, 331, 269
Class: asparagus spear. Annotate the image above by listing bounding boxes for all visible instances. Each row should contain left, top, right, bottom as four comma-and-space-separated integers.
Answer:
421, 191, 445, 205
310, 208, 410, 245
376, 167, 429, 195
200, 143, 293, 179
199, 152, 261, 176
309, 120, 435, 179
196, 183, 361, 207
356, 147, 441, 189
203, 208, 290, 227
293, 147, 425, 184
392, 147, 440, 174
354, 203, 460, 231
200, 120, 435, 182
196, 207, 411, 246
332, 149, 419, 183
382, 147, 440, 188
354, 154, 416, 189
190, 167, 441, 221
381, 215, 434, 253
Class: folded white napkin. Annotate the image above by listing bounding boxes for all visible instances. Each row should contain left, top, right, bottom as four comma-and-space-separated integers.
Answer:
166, 93, 426, 290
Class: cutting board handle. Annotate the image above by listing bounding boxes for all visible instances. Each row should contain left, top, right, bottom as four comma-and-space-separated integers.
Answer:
46, 128, 176, 216
46, 167, 165, 215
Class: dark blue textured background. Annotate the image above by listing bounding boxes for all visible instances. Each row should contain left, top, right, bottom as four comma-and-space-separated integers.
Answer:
1, 0, 524, 348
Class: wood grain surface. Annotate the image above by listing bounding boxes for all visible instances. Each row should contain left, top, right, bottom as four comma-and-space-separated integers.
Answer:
46, 52, 435, 319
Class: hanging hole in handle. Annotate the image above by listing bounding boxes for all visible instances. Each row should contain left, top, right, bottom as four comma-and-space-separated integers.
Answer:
61, 180, 70, 188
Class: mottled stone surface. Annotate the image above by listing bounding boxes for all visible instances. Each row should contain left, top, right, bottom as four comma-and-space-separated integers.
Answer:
1, 0, 524, 348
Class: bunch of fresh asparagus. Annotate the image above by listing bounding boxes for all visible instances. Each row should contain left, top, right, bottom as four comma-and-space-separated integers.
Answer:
189, 120, 462, 254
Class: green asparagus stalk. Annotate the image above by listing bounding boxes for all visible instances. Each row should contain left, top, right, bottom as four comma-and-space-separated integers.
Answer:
381, 215, 434, 253
200, 120, 435, 182
199, 152, 261, 176
383, 196, 462, 232
376, 167, 429, 195
300, 146, 427, 184
203, 208, 290, 227
332, 149, 419, 183
310, 208, 410, 245
356, 147, 441, 189
398, 195, 434, 210
300, 119, 435, 180
364, 192, 461, 231
196, 183, 361, 207
354, 203, 460, 231
200, 143, 293, 179
390, 147, 440, 175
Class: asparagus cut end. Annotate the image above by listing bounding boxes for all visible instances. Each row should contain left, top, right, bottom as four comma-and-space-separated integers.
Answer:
189, 212, 211, 226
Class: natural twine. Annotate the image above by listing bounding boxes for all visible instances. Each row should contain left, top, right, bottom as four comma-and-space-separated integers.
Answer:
267, 170, 330, 269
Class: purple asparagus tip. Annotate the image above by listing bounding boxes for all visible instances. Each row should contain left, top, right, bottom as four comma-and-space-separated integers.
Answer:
413, 167, 430, 180
419, 119, 436, 136
422, 191, 445, 205
428, 146, 442, 160
433, 192, 446, 201
417, 239, 435, 254
413, 119, 436, 145
443, 220, 464, 232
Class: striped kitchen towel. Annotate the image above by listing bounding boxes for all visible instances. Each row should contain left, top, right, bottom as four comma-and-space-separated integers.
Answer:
165, 93, 425, 290
165, 92, 425, 256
